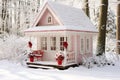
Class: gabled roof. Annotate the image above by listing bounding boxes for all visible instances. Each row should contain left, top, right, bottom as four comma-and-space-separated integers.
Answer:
47, 1, 94, 27
30, 1, 97, 32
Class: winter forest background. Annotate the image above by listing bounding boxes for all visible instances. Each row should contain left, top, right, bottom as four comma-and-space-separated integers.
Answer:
0, 0, 119, 63
0, 0, 118, 35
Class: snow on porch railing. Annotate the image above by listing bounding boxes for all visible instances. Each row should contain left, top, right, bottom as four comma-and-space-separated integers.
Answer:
63, 51, 75, 66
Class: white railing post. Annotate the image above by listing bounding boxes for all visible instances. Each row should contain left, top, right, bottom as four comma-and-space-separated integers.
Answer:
63, 51, 67, 66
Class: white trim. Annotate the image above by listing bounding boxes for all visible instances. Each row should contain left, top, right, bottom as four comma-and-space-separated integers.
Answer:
47, 36, 50, 51
74, 34, 77, 63
56, 36, 60, 51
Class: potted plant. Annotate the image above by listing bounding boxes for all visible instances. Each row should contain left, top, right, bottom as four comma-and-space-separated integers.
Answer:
28, 53, 34, 62
55, 51, 64, 65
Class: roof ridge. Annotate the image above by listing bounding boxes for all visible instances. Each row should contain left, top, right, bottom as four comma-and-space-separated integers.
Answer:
47, 1, 82, 11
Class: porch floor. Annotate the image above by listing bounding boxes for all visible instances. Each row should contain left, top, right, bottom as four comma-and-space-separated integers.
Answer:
26, 60, 77, 70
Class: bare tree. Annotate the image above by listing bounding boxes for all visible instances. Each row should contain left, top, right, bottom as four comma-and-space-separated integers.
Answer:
37, 0, 40, 12
1, 0, 9, 33
83, 0, 90, 17
96, 0, 108, 56
116, 0, 120, 54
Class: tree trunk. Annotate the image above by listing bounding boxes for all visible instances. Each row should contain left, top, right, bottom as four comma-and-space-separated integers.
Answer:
1, 0, 8, 32
37, 0, 40, 12
96, 0, 108, 56
116, 1, 120, 54
17, 0, 21, 35
83, 0, 90, 17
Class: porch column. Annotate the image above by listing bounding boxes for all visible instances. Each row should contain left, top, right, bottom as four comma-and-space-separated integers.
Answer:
56, 35, 60, 51
47, 35, 50, 51
37, 37, 41, 50
71, 35, 75, 51
67, 35, 71, 51
30, 36, 37, 50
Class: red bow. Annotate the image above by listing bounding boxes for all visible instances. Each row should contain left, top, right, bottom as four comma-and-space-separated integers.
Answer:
28, 41, 32, 48
63, 42, 68, 49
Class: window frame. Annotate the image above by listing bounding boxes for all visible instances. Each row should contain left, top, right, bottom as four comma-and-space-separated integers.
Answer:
48, 16, 52, 23
41, 37, 47, 50
50, 37, 56, 51
60, 37, 67, 51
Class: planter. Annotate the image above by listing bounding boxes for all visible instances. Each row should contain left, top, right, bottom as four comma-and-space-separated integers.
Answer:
57, 60, 63, 65
55, 52, 64, 65
30, 56, 34, 62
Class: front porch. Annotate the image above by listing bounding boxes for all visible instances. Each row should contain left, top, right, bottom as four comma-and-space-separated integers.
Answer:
25, 29, 92, 69
26, 50, 77, 69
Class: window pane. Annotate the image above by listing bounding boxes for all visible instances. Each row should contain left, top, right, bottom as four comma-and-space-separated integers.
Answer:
50, 37, 56, 50
48, 17, 52, 23
60, 37, 67, 51
41, 37, 47, 50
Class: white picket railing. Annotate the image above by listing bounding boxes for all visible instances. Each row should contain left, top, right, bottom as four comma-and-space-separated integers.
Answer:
63, 51, 75, 66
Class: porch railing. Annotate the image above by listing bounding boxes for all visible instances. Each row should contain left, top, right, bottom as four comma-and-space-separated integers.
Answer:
63, 51, 75, 66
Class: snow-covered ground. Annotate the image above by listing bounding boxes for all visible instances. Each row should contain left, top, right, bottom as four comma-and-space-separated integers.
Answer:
0, 60, 120, 80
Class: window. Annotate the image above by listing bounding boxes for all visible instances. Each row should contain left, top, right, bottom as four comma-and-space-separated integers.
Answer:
48, 17, 52, 23
50, 37, 56, 50
60, 37, 67, 51
41, 37, 47, 50
81, 39, 84, 52
87, 39, 89, 50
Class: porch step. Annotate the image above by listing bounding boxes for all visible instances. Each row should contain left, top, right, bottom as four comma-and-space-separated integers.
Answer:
27, 64, 54, 69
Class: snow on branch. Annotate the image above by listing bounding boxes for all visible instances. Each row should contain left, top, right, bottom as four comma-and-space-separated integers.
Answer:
0, 35, 28, 62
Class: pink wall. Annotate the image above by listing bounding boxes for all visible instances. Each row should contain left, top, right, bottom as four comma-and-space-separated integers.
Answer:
36, 9, 59, 26
91, 36, 93, 54
77, 35, 80, 53
76, 34, 93, 64
77, 52, 92, 64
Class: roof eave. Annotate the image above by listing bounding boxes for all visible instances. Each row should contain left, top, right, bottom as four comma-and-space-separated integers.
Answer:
25, 29, 98, 33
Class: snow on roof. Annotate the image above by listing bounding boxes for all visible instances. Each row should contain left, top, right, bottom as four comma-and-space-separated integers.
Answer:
28, 1, 97, 32
25, 25, 97, 33
47, 1, 96, 29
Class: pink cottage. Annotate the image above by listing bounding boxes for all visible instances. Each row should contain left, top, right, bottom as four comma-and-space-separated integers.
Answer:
25, 1, 97, 69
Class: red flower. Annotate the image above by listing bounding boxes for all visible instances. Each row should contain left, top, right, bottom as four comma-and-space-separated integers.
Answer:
56, 55, 64, 61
